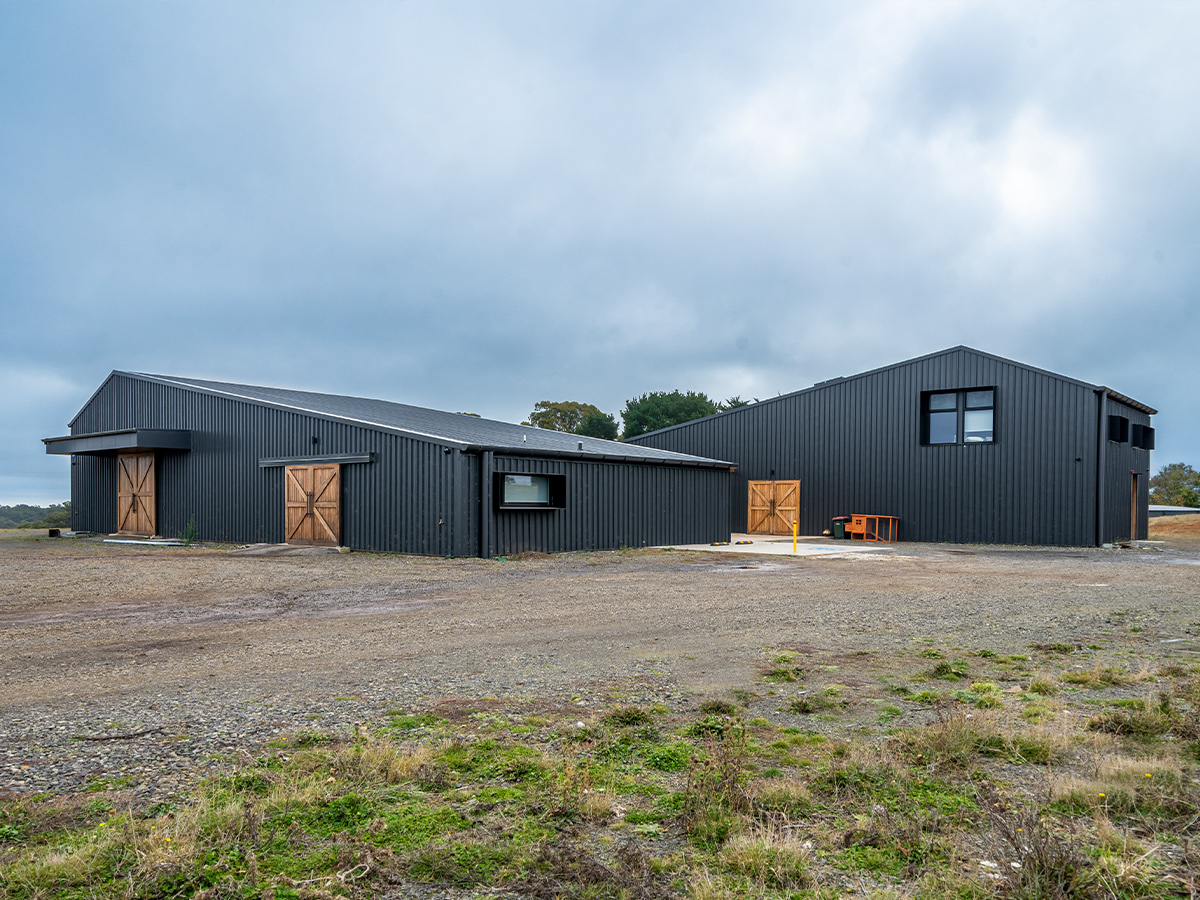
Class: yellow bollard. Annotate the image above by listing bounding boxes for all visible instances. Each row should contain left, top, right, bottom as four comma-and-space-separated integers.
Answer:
793, 519, 798, 553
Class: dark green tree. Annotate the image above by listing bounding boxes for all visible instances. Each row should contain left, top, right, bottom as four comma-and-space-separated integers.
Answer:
1149, 463, 1200, 507
722, 396, 751, 409
621, 391, 721, 439
527, 400, 607, 433
574, 410, 618, 440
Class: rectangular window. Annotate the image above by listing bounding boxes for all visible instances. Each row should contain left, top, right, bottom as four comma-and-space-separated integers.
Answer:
503, 474, 549, 504
495, 472, 566, 509
963, 389, 994, 442
1108, 415, 1129, 443
922, 388, 995, 445
926, 392, 958, 444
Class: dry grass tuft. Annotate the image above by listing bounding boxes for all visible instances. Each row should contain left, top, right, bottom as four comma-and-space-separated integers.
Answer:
717, 823, 812, 888
750, 777, 813, 817
1061, 661, 1148, 688
333, 737, 436, 784
893, 711, 1062, 769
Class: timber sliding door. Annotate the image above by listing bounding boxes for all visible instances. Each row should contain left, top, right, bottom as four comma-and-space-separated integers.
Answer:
117, 452, 156, 536
747, 480, 800, 535
285, 464, 341, 546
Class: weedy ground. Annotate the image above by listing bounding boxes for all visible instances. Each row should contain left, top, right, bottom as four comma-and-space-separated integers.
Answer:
3, 635, 1199, 900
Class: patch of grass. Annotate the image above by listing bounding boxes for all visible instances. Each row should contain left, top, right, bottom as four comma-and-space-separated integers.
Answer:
698, 699, 740, 717
762, 666, 803, 683
924, 660, 971, 681
894, 713, 1059, 767
1087, 707, 1171, 738
4, 642, 1196, 900
284, 728, 334, 747
644, 742, 692, 772
910, 689, 943, 704
751, 778, 813, 816
1032, 642, 1080, 654
1108, 697, 1147, 710
603, 705, 655, 727
1028, 676, 1058, 696
1021, 700, 1057, 723
784, 686, 849, 715
718, 824, 812, 888
876, 704, 903, 724
918, 649, 946, 659
1061, 663, 1137, 688
386, 712, 447, 732
1049, 755, 1189, 818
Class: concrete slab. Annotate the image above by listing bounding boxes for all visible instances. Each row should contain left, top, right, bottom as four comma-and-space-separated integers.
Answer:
227, 543, 342, 557
662, 534, 893, 557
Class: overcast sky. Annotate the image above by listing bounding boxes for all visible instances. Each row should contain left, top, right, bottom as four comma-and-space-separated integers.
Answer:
2, 1, 1197, 504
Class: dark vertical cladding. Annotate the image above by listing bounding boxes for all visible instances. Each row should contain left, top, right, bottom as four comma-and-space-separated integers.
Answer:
486, 456, 729, 556
68, 375, 461, 554
629, 347, 1153, 546
1100, 396, 1153, 543
62, 373, 729, 555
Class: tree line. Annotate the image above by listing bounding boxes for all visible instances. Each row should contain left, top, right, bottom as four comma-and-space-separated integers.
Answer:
0, 502, 71, 529
525, 392, 751, 441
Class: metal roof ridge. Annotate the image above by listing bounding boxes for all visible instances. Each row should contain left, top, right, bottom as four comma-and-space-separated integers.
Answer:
627, 346, 1155, 442
119, 372, 725, 464
128, 372, 478, 448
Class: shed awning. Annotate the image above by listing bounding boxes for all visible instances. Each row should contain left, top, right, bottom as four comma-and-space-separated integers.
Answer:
43, 429, 191, 455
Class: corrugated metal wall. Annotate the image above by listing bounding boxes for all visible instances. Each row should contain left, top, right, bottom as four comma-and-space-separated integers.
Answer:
629, 348, 1152, 546
65, 374, 730, 555
69, 375, 464, 554
1101, 396, 1153, 543
485, 454, 730, 556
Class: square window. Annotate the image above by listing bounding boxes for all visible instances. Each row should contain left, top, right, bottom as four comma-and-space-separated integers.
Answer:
928, 411, 958, 444
963, 409, 994, 442
922, 387, 995, 445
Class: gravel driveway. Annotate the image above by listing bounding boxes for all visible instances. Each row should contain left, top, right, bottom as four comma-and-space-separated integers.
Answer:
2, 530, 1197, 806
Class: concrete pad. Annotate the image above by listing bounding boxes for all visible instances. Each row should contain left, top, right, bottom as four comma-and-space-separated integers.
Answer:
662, 534, 893, 557
227, 543, 341, 557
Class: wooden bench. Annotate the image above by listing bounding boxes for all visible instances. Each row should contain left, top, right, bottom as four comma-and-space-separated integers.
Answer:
845, 514, 898, 542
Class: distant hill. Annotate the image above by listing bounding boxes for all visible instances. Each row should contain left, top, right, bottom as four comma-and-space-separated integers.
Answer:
0, 503, 71, 529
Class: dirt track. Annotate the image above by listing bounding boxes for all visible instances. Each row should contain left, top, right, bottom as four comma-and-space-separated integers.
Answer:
2, 529, 1198, 801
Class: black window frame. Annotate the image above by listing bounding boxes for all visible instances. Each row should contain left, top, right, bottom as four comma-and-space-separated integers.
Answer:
494, 472, 567, 510
921, 387, 996, 446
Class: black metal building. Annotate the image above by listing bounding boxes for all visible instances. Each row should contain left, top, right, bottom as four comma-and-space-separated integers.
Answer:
44, 372, 732, 555
627, 347, 1156, 546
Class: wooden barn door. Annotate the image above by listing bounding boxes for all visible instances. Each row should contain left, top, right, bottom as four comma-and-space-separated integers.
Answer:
747, 480, 801, 535
117, 452, 157, 536
285, 464, 341, 546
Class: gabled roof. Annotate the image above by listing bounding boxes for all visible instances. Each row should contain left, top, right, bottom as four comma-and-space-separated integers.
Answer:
74, 372, 732, 468
627, 346, 1156, 442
